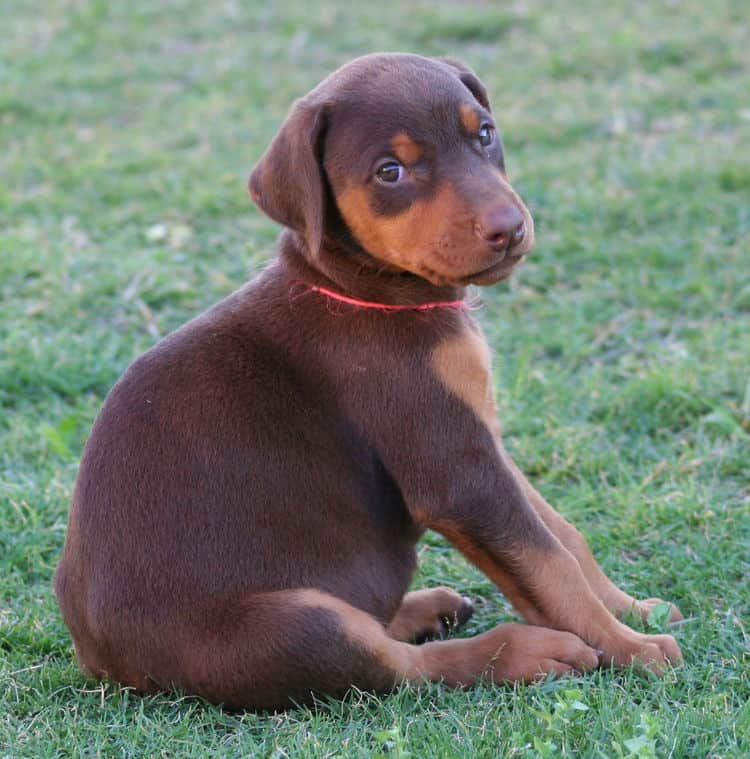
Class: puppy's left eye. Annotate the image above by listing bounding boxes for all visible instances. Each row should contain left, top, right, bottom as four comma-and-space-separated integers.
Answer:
478, 123, 495, 147
375, 161, 404, 183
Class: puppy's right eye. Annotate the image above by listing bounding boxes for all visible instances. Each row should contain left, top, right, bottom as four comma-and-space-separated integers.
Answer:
375, 161, 404, 183
478, 123, 495, 147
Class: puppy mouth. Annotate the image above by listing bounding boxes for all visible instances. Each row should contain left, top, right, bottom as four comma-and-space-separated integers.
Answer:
389, 242, 529, 288
461, 251, 526, 286
429, 244, 523, 286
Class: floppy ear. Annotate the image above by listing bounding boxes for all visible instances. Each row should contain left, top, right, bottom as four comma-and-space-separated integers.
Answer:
248, 99, 328, 256
437, 57, 492, 111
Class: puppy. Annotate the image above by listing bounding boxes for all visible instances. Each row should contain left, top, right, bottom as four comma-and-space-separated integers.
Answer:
55, 53, 682, 711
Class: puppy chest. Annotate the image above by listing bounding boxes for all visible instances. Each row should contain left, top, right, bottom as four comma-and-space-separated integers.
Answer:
431, 328, 500, 437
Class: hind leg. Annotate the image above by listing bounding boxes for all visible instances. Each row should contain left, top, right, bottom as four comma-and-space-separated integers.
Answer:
138, 588, 599, 709
387, 588, 474, 642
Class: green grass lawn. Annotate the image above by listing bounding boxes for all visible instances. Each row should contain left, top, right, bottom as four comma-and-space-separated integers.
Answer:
2, 0, 749, 756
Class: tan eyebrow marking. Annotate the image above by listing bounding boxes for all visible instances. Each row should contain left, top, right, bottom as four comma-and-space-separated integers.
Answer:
390, 132, 422, 165
459, 104, 480, 133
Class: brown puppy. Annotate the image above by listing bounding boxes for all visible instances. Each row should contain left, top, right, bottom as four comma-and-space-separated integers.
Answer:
55, 54, 683, 711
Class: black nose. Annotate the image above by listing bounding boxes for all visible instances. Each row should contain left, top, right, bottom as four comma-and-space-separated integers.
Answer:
475, 205, 525, 252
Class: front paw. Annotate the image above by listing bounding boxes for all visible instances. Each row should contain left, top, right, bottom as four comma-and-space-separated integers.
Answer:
599, 630, 683, 675
635, 598, 684, 624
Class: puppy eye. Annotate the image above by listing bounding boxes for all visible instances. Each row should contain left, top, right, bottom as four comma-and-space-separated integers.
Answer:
478, 123, 495, 147
375, 161, 404, 183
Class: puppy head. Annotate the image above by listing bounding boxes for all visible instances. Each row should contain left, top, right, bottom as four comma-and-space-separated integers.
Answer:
249, 53, 534, 287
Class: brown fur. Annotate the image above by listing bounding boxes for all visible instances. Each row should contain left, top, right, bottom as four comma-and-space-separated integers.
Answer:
55, 53, 682, 712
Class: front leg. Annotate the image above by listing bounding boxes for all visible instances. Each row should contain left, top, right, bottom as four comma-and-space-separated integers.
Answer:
500, 449, 683, 625
418, 465, 682, 673
374, 324, 682, 673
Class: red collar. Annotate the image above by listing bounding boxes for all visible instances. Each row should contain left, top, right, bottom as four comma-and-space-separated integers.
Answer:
309, 285, 466, 312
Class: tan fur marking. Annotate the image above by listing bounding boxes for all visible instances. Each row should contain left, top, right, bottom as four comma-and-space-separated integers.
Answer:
496, 451, 682, 623
432, 327, 500, 437
336, 169, 535, 285
428, 518, 541, 621
290, 589, 418, 681
300, 582, 596, 686
390, 132, 421, 165
460, 103, 480, 133
500, 452, 636, 611
336, 182, 469, 281
427, 518, 625, 648
386, 587, 469, 642
516, 549, 682, 671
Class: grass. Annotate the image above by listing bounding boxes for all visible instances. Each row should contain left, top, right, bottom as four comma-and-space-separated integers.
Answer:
1, 0, 748, 756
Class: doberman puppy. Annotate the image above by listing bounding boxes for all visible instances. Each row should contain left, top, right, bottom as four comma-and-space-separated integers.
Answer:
55, 53, 683, 711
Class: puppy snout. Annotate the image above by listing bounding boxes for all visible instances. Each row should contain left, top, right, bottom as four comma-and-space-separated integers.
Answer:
474, 205, 525, 252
